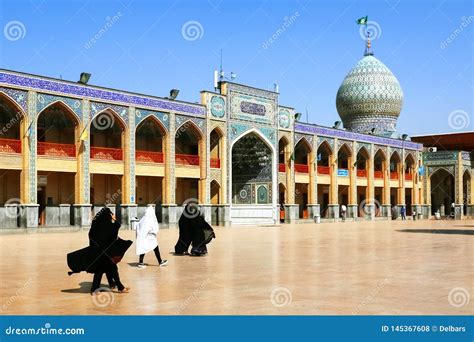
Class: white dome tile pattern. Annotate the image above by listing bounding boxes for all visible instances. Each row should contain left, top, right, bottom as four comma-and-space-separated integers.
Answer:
336, 55, 403, 134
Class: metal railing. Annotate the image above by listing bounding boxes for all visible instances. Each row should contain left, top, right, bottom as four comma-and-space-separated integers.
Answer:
90, 146, 123, 161
295, 163, 309, 173
38, 141, 75, 157
176, 153, 199, 166
0, 138, 21, 154
136, 150, 164, 163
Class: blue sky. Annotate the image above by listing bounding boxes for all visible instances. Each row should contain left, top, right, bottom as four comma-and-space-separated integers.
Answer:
0, 0, 472, 135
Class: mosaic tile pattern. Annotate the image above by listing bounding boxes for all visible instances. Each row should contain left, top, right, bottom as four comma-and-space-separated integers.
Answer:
82, 100, 91, 202
37, 93, 82, 122
295, 133, 313, 148
0, 71, 205, 116
129, 107, 136, 204
175, 115, 205, 134
0, 86, 28, 113
135, 108, 169, 132
28, 92, 37, 202
317, 136, 335, 152
357, 142, 371, 154
90, 101, 128, 125
210, 95, 225, 118
278, 108, 291, 129
296, 123, 421, 150
336, 55, 403, 134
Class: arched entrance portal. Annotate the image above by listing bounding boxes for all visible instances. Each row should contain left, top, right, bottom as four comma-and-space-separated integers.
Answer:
430, 169, 454, 216
230, 131, 276, 224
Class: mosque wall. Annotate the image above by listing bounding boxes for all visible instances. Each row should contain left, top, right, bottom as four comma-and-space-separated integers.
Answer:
0, 68, 471, 230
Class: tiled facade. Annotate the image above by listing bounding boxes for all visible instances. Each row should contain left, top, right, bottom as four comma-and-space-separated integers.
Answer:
0, 68, 471, 230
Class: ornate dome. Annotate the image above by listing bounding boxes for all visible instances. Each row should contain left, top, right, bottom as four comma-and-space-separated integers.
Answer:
336, 54, 403, 135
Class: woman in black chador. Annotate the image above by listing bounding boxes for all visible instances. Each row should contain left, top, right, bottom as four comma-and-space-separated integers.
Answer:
67, 208, 132, 294
174, 203, 215, 256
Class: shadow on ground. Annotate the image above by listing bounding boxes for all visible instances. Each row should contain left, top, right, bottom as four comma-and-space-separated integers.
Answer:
397, 229, 474, 236
61, 282, 101, 294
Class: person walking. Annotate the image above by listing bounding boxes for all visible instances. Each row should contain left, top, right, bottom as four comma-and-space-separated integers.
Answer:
135, 206, 167, 268
400, 206, 406, 220
340, 204, 347, 222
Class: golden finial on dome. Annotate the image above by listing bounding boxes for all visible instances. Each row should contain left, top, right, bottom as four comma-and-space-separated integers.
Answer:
364, 32, 373, 56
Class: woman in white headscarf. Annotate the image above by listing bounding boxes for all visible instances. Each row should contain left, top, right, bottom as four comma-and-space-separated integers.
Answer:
135, 206, 167, 268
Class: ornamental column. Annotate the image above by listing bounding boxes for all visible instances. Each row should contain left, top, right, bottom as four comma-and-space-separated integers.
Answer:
284, 129, 298, 223
20, 90, 39, 229
454, 152, 464, 219
218, 127, 230, 226
348, 142, 358, 218
382, 148, 391, 218
366, 144, 375, 220
398, 152, 405, 213
199, 119, 211, 223
469, 169, 474, 217
120, 106, 137, 228
162, 112, 177, 228
73, 99, 92, 228
328, 138, 339, 219
306, 135, 319, 219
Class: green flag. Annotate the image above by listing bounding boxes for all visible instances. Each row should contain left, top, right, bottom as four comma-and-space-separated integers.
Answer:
356, 16, 368, 25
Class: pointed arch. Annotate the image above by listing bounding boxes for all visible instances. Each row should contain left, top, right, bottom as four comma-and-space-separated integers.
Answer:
175, 119, 203, 139
404, 153, 416, 166
91, 108, 127, 131
279, 135, 290, 146
0, 92, 27, 142
390, 150, 401, 163
230, 128, 276, 208
295, 136, 312, 153
357, 146, 370, 160
210, 125, 224, 138
0, 91, 27, 119
36, 100, 80, 126
317, 140, 333, 155
374, 148, 387, 161
137, 113, 168, 136
338, 143, 352, 156
231, 127, 275, 152
430, 167, 455, 179
37, 100, 81, 125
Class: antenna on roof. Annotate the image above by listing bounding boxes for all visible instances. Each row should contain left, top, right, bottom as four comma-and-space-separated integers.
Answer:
217, 49, 237, 84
